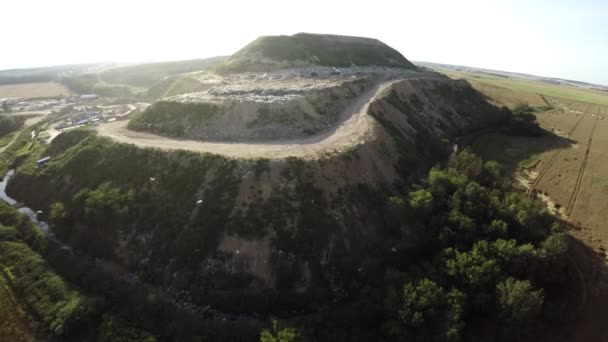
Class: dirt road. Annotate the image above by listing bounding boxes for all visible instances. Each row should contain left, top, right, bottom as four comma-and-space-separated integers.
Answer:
96, 76, 419, 159
0, 115, 46, 154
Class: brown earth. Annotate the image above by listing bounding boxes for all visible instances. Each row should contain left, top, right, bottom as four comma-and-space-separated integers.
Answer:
97, 74, 448, 160
528, 99, 608, 250
0, 82, 70, 98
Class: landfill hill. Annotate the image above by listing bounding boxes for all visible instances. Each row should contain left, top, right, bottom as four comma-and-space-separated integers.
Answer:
218, 33, 416, 73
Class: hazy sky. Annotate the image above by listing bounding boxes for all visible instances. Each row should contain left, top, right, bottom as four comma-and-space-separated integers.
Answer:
2, 0, 607, 85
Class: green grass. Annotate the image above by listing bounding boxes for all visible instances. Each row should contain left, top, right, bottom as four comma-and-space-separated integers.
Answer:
128, 101, 221, 137
440, 69, 608, 106
221, 33, 415, 73
0, 272, 35, 342
461, 129, 566, 170
0, 131, 17, 149
0, 203, 94, 338
163, 76, 207, 97
100, 57, 226, 88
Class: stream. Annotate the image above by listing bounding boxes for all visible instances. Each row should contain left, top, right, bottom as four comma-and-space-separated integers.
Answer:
0, 169, 49, 232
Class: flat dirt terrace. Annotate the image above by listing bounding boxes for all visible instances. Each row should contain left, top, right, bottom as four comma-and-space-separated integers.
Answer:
97, 71, 444, 159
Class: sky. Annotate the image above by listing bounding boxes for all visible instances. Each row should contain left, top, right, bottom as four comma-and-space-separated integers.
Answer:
2, 0, 607, 85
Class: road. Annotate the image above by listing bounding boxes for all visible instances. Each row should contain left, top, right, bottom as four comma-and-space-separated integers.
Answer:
0, 115, 47, 154
96, 74, 444, 159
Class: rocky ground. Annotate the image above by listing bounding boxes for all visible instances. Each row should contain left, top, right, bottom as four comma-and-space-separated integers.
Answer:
165, 67, 420, 104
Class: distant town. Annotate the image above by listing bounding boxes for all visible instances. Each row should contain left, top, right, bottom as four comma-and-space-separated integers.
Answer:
0, 94, 143, 144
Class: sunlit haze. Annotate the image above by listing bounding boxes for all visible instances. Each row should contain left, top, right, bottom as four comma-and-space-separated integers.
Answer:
2, 0, 607, 84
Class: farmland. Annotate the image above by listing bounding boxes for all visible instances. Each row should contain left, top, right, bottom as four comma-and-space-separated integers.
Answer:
466, 78, 547, 108
0, 82, 70, 98
436, 64, 608, 253
465, 91, 608, 252
439, 68, 608, 106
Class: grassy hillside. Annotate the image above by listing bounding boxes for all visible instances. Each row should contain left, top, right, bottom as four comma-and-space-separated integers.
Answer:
0, 273, 35, 341
100, 57, 226, 88
61, 73, 135, 97
2, 76, 582, 340
220, 33, 416, 73
0, 116, 25, 139
146, 75, 209, 99
0, 202, 93, 339
0, 64, 98, 86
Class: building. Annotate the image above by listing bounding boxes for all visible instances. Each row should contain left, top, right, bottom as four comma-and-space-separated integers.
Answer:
36, 157, 52, 168
79, 94, 98, 100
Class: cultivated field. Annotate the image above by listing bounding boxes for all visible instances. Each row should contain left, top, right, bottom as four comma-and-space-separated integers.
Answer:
441, 69, 608, 106
467, 78, 547, 108
460, 68, 608, 251
519, 98, 608, 249
0, 82, 70, 98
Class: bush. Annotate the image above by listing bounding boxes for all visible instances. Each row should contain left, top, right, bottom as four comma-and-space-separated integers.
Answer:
260, 320, 301, 342
387, 278, 465, 341
496, 278, 544, 324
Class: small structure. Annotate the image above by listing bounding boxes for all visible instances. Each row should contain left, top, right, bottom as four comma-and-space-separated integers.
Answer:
329, 67, 341, 76
79, 94, 98, 100
36, 157, 51, 168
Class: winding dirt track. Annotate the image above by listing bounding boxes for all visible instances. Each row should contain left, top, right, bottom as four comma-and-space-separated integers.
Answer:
97, 76, 440, 159
566, 111, 600, 216
528, 104, 589, 197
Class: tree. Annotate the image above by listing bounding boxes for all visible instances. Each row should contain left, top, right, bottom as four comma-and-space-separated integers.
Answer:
409, 189, 433, 214
449, 149, 483, 180
76, 182, 135, 225
260, 320, 301, 342
444, 242, 500, 291
496, 278, 544, 324
392, 278, 465, 341
49, 202, 68, 225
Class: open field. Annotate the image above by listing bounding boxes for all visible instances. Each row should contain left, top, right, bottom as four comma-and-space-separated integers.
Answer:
466, 78, 547, 108
568, 117, 608, 239
0, 82, 70, 98
467, 94, 608, 252
439, 68, 608, 106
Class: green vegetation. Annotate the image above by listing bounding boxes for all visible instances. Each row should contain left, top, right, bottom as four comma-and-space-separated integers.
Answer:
0, 116, 25, 138
220, 33, 415, 73
100, 57, 226, 88
162, 76, 207, 97
0, 64, 93, 85
260, 320, 302, 342
462, 128, 567, 170
0, 270, 35, 341
0, 240, 95, 336
0, 74, 587, 341
128, 101, 221, 137
145, 75, 207, 100
442, 69, 608, 106
62, 74, 133, 97
8, 129, 239, 268
0, 202, 95, 339
0, 121, 47, 175
382, 150, 576, 341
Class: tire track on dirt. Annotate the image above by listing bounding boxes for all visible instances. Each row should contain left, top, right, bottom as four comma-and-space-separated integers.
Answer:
528, 105, 589, 197
540, 94, 552, 108
566, 109, 600, 217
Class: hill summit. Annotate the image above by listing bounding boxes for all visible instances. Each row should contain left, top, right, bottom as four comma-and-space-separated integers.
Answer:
218, 33, 416, 73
